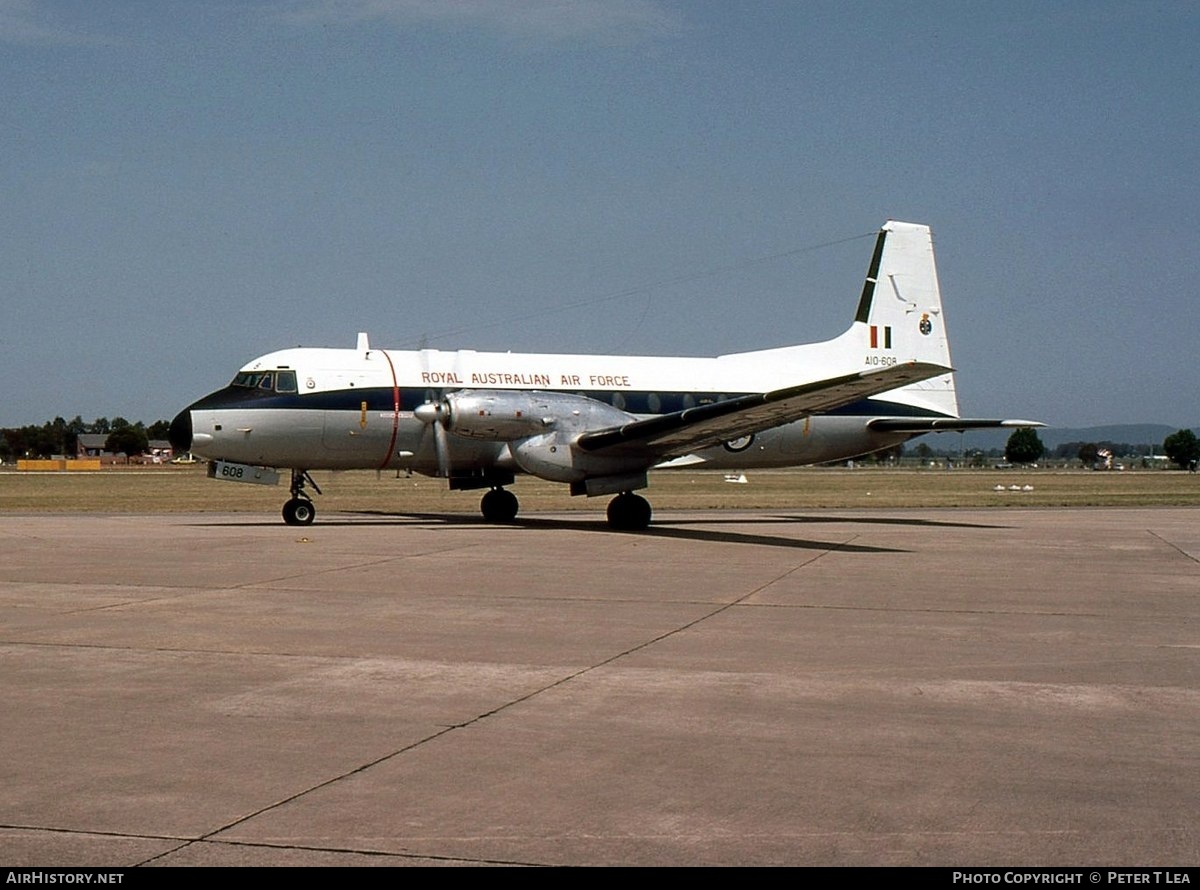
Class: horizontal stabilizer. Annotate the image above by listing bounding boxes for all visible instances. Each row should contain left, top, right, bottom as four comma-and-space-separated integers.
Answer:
654, 454, 708, 468
867, 418, 1044, 433
578, 361, 951, 458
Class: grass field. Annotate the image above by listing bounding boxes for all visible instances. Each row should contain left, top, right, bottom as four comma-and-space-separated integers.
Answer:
3, 465, 1199, 515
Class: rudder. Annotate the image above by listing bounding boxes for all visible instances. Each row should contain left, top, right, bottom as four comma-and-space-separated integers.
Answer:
855, 221, 959, 417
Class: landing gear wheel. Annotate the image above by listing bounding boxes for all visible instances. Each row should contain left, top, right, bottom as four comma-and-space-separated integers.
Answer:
606, 492, 652, 531
281, 469, 320, 526
480, 488, 519, 523
282, 497, 315, 526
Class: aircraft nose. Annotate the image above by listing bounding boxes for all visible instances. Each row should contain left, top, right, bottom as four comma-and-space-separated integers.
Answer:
168, 409, 192, 454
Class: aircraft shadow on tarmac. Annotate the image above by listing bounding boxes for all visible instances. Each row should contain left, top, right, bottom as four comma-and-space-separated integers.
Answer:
777, 515, 1011, 530
192, 511, 910, 553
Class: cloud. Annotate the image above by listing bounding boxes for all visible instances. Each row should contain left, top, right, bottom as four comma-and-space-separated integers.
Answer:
277, 0, 682, 45
0, 0, 110, 45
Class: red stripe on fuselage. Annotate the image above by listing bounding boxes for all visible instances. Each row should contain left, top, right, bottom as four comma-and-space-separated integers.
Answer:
378, 349, 401, 470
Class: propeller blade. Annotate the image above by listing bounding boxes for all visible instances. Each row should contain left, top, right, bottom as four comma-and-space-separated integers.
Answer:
415, 398, 452, 477
433, 419, 450, 478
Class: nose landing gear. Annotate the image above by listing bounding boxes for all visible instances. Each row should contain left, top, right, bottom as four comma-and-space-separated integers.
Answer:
282, 470, 321, 526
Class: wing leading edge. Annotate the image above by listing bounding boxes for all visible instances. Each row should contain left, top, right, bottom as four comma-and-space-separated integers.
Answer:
577, 361, 952, 459
866, 418, 1044, 433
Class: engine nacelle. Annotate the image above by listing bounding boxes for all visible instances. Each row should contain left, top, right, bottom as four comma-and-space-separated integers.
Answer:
430, 390, 652, 483
441, 390, 556, 440
509, 430, 649, 483
441, 390, 629, 442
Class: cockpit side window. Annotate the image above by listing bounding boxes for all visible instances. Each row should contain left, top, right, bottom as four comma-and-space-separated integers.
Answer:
231, 370, 298, 393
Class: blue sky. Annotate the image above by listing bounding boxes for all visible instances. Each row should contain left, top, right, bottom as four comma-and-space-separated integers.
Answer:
2, 0, 1197, 429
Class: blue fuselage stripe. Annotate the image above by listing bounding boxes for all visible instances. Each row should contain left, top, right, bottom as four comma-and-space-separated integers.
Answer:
187, 385, 952, 420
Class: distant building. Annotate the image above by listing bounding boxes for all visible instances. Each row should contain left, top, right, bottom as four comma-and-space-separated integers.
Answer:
76, 434, 111, 460
75, 434, 173, 465
143, 440, 173, 464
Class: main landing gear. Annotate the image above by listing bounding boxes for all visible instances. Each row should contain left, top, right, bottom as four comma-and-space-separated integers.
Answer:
606, 492, 652, 531
276, 474, 651, 531
480, 487, 519, 523
282, 470, 321, 526
475, 487, 651, 530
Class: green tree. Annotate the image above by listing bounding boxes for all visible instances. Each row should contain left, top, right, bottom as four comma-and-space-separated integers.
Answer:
1163, 429, 1200, 470
65, 416, 87, 454
146, 419, 171, 440
105, 426, 149, 458
1077, 442, 1100, 467
1005, 428, 1045, 465
11, 424, 58, 457
0, 430, 21, 461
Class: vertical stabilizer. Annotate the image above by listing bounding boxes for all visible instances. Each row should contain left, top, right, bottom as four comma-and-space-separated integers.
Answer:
856, 221, 959, 417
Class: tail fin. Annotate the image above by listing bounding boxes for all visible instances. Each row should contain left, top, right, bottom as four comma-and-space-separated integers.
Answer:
855, 221, 959, 417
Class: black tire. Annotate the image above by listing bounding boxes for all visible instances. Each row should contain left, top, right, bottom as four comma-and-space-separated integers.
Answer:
480, 488, 519, 523
282, 498, 315, 526
606, 493, 651, 530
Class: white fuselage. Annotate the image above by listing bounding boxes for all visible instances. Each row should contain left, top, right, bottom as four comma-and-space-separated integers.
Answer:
183, 329, 925, 474
172, 219, 1000, 529
169, 221, 1021, 528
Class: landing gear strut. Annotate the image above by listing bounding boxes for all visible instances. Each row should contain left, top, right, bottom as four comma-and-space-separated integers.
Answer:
480, 487, 519, 523
606, 492, 652, 531
282, 470, 321, 526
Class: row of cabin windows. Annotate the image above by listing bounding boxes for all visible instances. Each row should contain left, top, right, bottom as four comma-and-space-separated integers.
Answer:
415, 390, 730, 413
607, 391, 728, 413
230, 374, 731, 413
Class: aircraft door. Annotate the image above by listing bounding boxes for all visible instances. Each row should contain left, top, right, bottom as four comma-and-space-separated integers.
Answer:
320, 375, 391, 460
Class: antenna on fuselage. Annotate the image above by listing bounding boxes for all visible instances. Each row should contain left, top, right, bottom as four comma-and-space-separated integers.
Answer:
356, 332, 370, 354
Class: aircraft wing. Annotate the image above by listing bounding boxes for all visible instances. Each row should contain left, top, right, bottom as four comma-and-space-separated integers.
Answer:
576, 361, 951, 459
866, 418, 1044, 433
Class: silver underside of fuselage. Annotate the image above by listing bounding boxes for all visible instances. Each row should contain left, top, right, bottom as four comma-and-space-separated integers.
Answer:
189, 408, 509, 473
188, 406, 909, 475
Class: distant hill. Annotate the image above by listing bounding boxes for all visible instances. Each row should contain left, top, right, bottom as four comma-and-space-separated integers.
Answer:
935, 424, 1198, 455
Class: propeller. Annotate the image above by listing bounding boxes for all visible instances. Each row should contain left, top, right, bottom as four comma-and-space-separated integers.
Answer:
414, 398, 451, 477
414, 346, 469, 479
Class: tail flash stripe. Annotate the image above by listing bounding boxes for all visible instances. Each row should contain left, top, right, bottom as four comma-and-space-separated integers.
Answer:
869, 326, 878, 348
884, 326, 892, 349
854, 230, 888, 323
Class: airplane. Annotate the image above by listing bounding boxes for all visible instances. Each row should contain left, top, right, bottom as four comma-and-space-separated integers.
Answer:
168, 220, 1039, 530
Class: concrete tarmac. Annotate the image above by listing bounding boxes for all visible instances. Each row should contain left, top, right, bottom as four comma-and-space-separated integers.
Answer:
1, 507, 1197, 866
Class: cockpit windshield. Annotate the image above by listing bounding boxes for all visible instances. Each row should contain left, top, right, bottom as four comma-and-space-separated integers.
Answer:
231, 370, 298, 393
